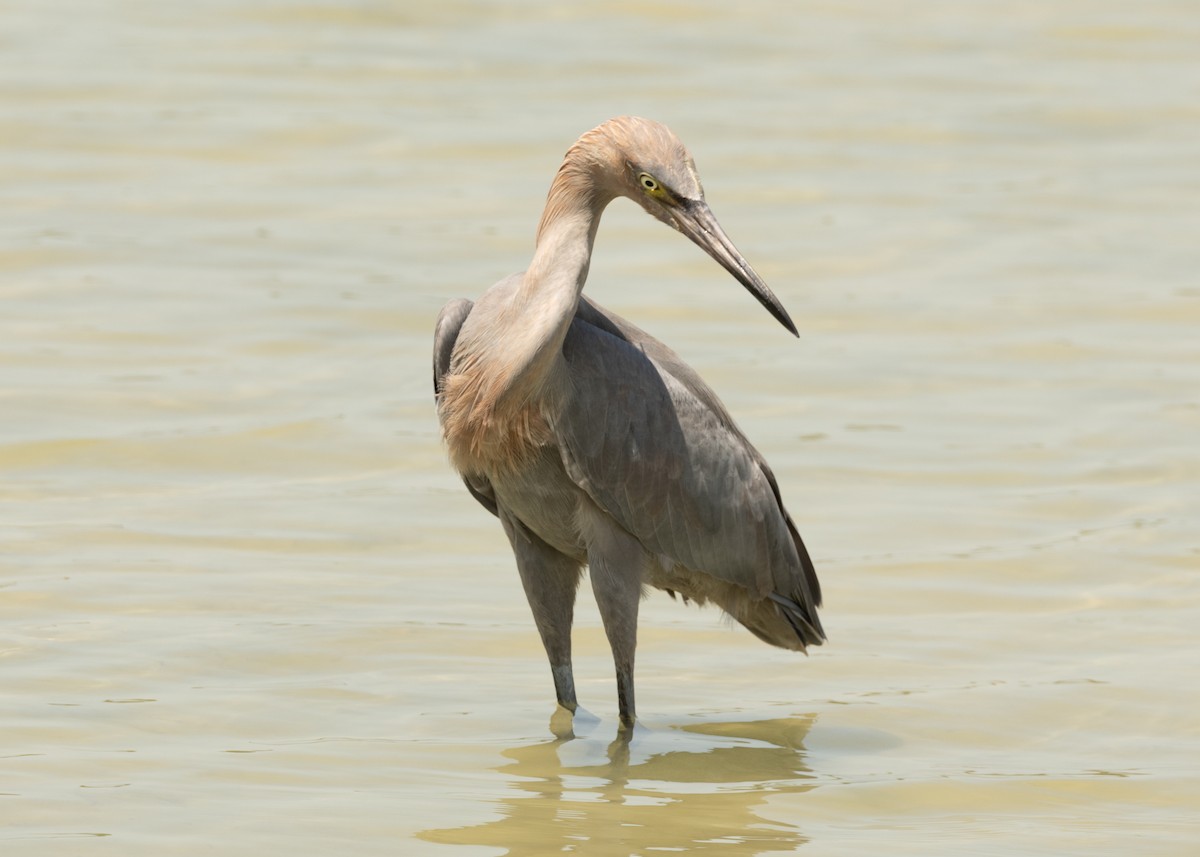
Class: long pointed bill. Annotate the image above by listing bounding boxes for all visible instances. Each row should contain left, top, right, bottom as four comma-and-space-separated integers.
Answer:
672, 200, 798, 336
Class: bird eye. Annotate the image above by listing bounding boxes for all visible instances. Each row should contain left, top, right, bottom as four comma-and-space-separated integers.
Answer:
638, 173, 661, 193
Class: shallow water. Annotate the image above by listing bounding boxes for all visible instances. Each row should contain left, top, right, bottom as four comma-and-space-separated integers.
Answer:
3, 1, 1199, 854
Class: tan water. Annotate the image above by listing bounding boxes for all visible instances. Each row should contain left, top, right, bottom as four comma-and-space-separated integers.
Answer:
3, 1, 1198, 854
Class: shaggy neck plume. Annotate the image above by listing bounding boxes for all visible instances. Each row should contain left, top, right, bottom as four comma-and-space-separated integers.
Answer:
440, 137, 616, 474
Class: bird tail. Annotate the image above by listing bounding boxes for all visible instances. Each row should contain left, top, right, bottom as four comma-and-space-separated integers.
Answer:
768, 591, 826, 648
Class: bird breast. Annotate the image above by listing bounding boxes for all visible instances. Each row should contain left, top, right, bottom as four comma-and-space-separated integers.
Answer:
438, 368, 554, 476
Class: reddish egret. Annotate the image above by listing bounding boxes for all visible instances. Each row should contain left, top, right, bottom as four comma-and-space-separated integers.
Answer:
433, 116, 823, 730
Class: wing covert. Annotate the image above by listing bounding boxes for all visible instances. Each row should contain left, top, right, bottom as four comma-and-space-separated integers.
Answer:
554, 313, 813, 608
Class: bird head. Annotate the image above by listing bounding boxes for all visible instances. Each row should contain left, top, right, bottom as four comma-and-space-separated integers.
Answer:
590, 116, 798, 336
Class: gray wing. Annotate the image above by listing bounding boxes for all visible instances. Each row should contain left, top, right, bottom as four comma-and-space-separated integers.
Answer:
433, 298, 472, 396
556, 299, 823, 643
433, 298, 498, 517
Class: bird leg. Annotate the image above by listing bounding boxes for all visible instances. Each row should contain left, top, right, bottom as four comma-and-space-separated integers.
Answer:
586, 524, 645, 730
499, 511, 584, 714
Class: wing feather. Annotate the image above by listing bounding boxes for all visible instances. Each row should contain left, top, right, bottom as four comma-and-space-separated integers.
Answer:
555, 302, 821, 626
434, 298, 499, 517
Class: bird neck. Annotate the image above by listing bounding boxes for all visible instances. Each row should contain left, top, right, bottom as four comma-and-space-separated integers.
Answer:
510, 164, 612, 393
439, 157, 612, 475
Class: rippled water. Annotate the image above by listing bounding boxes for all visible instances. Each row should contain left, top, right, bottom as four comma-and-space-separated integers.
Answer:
3, 1, 1199, 854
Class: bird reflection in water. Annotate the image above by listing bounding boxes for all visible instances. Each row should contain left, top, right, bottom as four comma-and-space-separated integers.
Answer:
418, 715, 817, 855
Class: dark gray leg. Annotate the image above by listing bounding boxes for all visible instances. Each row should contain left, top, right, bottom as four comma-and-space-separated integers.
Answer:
499, 511, 584, 713
586, 524, 645, 730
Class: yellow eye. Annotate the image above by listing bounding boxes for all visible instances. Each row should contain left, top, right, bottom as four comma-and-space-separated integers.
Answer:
638, 173, 662, 193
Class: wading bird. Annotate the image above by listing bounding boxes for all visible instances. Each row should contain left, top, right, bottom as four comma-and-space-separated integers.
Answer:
433, 116, 824, 730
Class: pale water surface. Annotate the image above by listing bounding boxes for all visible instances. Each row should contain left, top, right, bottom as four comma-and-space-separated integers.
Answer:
3, 1, 1199, 854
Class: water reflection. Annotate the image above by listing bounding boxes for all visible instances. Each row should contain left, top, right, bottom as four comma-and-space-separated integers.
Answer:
420, 716, 817, 855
